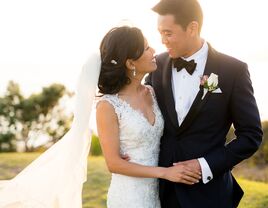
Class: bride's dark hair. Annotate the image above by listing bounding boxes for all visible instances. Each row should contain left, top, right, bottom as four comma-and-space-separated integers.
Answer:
98, 26, 145, 94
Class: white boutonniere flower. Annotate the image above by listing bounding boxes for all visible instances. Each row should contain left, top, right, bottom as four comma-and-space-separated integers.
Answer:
200, 73, 221, 99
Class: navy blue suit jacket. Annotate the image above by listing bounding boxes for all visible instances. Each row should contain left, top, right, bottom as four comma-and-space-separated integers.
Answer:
145, 45, 263, 208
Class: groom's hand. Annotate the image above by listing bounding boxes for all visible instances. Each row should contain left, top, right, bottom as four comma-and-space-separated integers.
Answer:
173, 159, 202, 175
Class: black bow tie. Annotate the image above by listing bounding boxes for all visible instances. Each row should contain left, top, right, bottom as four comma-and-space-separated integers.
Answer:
173, 57, 197, 75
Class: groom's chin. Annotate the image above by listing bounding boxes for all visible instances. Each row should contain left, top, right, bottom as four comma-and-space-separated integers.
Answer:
166, 50, 176, 58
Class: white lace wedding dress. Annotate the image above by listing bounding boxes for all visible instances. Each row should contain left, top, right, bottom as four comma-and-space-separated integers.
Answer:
99, 86, 164, 208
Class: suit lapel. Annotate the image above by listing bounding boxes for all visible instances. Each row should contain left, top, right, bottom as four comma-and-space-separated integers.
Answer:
162, 55, 179, 128
176, 44, 219, 136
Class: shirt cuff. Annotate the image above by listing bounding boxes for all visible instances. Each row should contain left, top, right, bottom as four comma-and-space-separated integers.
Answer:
198, 157, 213, 184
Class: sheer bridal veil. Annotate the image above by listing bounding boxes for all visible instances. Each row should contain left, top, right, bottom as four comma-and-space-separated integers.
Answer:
0, 52, 101, 208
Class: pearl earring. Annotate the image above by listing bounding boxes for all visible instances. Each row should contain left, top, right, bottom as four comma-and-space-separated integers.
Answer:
132, 67, 136, 77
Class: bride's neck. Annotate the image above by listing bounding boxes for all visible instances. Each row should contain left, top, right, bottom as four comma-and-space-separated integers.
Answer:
118, 75, 144, 96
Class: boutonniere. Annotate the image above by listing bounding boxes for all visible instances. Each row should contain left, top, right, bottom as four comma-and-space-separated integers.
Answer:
200, 73, 222, 99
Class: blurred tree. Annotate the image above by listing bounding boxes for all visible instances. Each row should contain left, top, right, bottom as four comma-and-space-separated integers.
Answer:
0, 81, 22, 151
0, 132, 16, 152
251, 121, 268, 165
0, 81, 73, 152
90, 134, 102, 156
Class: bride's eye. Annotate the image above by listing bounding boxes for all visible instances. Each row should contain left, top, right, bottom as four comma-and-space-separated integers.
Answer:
145, 46, 150, 51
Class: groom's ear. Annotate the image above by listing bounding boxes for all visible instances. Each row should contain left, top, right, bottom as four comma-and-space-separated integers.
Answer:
187, 21, 200, 36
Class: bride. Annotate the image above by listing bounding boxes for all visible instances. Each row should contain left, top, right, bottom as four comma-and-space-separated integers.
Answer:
96, 26, 201, 208
0, 26, 200, 208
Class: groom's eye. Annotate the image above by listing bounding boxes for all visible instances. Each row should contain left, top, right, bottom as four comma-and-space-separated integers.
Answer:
165, 33, 172, 37
162, 31, 172, 36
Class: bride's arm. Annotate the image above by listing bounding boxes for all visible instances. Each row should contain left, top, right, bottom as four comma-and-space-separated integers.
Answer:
96, 101, 201, 185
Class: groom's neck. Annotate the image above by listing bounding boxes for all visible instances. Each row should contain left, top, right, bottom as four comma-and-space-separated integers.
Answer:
183, 38, 204, 58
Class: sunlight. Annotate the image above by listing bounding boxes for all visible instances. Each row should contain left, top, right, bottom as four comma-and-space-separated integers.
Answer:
200, 0, 268, 61
0, 0, 267, 119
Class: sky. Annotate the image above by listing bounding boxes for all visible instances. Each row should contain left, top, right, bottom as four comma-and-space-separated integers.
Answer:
0, 0, 267, 120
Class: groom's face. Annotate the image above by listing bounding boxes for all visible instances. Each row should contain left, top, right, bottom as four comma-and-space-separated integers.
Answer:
157, 14, 192, 58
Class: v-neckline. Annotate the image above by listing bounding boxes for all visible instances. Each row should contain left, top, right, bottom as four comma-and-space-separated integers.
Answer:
115, 92, 156, 127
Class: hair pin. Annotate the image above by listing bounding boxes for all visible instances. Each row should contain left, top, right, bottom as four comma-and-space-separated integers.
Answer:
111, 60, 118, 65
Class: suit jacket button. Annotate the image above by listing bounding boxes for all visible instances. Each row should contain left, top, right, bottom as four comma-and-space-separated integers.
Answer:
207, 176, 211, 181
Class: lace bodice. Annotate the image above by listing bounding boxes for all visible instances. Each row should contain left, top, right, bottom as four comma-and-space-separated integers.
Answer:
98, 86, 164, 208
99, 86, 164, 166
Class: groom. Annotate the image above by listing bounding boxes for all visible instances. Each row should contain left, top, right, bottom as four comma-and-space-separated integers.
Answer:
145, 0, 263, 207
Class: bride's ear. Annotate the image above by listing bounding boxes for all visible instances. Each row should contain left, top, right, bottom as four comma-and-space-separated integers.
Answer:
126, 59, 135, 70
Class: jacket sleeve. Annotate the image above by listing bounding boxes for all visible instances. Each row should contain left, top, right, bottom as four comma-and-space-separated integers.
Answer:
205, 64, 263, 177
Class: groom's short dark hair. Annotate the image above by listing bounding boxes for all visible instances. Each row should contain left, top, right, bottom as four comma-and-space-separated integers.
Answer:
152, 0, 203, 33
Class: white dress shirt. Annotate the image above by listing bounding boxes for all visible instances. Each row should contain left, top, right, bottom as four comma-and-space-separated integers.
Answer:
171, 41, 213, 184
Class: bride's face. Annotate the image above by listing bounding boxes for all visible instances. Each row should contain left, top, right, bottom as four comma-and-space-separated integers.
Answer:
133, 39, 157, 75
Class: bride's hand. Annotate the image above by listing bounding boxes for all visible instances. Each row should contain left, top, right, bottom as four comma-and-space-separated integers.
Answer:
162, 164, 201, 185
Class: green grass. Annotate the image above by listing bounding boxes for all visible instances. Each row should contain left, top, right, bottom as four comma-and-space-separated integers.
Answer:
1, 153, 268, 208
83, 156, 110, 208
237, 179, 268, 208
